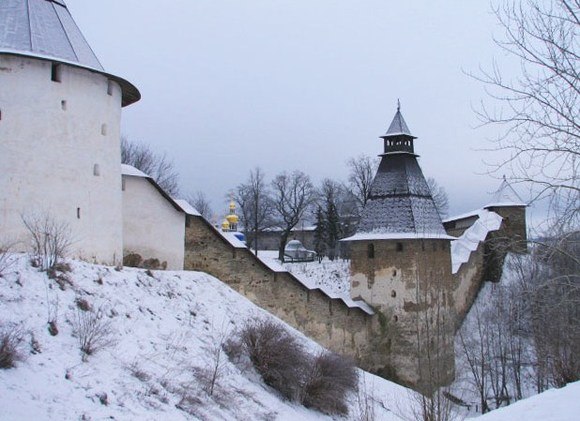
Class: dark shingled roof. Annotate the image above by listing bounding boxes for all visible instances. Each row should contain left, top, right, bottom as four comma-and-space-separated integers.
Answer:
0, 0, 140, 106
356, 154, 448, 236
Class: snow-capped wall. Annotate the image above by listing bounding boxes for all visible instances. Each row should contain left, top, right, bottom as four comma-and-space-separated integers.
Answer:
0, 55, 124, 264
122, 171, 185, 270
450, 209, 503, 274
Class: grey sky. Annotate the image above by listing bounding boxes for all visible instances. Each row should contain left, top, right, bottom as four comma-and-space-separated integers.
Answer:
67, 0, 522, 219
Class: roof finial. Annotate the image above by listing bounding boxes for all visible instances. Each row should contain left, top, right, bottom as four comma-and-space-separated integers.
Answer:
397, 98, 401, 112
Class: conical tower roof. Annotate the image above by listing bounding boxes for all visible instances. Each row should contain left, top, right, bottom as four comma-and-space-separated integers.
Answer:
0, 0, 140, 106
345, 107, 452, 240
383, 106, 416, 138
486, 176, 527, 207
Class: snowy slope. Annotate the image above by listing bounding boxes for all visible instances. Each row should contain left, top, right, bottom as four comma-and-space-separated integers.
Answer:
0, 254, 411, 420
477, 381, 580, 421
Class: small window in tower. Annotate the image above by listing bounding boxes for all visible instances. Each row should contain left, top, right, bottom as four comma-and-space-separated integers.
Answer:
101, 124, 107, 136
107, 80, 114, 96
396, 242, 403, 252
61, 100, 67, 111
393, 315, 399, 322
121, 178, 126, 191
77, 207, 81, 219
51, 63, 62, 82
392, 269, 397, 277
391, 290, 396, 298
367, 243, 375, 259
93, 164, 100, 176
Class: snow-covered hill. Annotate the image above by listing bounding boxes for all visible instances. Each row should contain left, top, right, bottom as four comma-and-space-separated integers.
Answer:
477, 381, 580, 421
0, 254, 411, 420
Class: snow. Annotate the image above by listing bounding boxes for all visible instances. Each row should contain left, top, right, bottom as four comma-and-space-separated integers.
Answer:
218, 231, 247, 249
477, 381, 580, 421
174, 199, 201, 217
450, 209, 503, 274
121, 164, 149, 178
256, 252, 374, 315
0, 254, 411, 419
342, 232, 456, 241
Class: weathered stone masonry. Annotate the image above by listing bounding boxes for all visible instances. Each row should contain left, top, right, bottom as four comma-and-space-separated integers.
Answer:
183, 215, 400, 377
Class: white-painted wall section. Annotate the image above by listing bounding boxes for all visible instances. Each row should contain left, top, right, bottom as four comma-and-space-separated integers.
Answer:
0, 55, 123, 264
122, 175, 185, 270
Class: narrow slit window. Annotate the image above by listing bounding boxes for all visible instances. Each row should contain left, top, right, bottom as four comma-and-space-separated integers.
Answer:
61, 100, 67, 111
51, 63, 62, 82
77, 207, 81, 219
101, 124, 107, 136
107, 80, 114, 96
93, 164, 100, 176
121, 178, 126, 191
367, 243, 375, 259
396, 242, 403, 252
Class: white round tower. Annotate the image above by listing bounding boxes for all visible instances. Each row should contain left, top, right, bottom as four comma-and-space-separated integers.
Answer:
0, 0, 140, 264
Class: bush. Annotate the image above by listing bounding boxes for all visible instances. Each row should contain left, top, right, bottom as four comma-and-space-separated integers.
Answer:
22, 213, 71, 271
71, 306, 115, 358
227, 318, 358, 415
0, 241, 15, 277
231, 318, 306, 400
302, 351, 358, 415
0, 324, 24, 369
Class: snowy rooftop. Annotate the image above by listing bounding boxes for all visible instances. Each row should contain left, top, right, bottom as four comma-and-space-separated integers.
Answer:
174, 199, 201, 217
0, 0, 140, 106
352, 153, 448, 239
121, 164, 149, 179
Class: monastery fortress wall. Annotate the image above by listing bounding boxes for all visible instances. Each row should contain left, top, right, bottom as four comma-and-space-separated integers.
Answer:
0, 0, 528, 394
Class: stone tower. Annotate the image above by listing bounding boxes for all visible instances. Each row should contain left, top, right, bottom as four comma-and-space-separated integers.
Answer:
344, 105, 456, 392
0, 0, 140, 263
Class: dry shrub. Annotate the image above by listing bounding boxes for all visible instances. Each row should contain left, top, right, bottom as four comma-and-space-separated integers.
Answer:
227, 318, 358, 414
22, 213, 72, 271
302, 351, 358, 415
0, 324, 25, 369
232, 318, 305, 400
71, 306, 116, 358
0, 241, 15, 277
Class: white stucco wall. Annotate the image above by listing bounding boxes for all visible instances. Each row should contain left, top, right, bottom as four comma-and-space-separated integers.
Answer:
0, 55, 124, 264
122, 175, 185, 270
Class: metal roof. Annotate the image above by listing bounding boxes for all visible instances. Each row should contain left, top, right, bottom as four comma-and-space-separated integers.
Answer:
383, 107, 416, 138
0, 0, 140, 106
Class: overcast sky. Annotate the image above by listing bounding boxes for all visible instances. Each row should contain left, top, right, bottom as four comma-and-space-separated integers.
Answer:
66, 0, 528, 220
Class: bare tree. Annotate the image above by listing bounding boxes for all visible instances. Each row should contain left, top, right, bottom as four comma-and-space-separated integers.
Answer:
22, 213, 72, 271
187, 191, 213, 221
427, 177, 450, 219
347, 154, 379, 209
235, 168, 274, 256
271, 171, 315, 261
121, 137, 180, 196
474, 0, 579, 228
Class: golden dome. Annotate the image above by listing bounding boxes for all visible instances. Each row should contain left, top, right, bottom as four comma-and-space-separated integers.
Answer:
221, 219, 230, 230
226, 214, 239, 224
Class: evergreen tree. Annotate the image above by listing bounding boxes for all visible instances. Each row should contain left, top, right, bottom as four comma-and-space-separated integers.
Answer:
313, 205, 326, 262
325, 200, 341, 260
